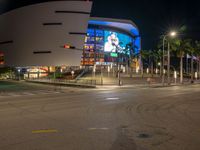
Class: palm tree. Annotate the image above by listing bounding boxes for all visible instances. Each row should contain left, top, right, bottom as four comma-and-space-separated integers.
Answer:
154, 49, 163, 76
140, 49, 150, 77
187, 40, 197, 82
148, 49, 162, 77
170, 39, 191, 83
124, 42, 133, 76
192, 41, 200, 79
148, 50, 154, 77
124, 42, 139, 77
195, 41, 200, 77
184, 40, 200, 83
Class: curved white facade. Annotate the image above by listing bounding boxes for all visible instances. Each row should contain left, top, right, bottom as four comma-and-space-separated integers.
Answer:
0, 1, 92, 67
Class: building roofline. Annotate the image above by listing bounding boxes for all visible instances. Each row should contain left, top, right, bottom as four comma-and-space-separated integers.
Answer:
0, 0, 92, 15
89, 17, 139, 37
89, 17, 139, 30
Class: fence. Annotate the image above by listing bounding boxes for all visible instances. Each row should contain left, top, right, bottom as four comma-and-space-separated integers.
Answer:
26, 78, 96, 87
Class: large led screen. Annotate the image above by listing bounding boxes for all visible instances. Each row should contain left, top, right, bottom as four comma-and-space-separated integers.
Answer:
104, 31, 132, 53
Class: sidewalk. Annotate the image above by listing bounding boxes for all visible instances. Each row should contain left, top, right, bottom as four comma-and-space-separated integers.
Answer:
25, 78, 96, 88
83, 75, 200, 88
18, 74, 200, 89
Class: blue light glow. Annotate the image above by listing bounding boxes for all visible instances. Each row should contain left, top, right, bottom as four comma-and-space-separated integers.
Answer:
88, 19, 140, 52
88, 20, 139, 37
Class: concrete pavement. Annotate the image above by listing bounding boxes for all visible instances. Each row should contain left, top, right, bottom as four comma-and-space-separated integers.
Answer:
0, 81, 200, 149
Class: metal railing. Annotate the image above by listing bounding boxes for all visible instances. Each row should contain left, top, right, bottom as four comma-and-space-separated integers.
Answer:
26, 78, 96, 86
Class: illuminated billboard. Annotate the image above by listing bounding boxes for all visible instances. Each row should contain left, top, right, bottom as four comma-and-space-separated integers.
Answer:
104, 31, 132, 53
82, 27, 139, 65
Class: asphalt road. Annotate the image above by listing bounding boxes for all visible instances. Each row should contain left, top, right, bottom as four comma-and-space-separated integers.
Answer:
0, 81, 200, 150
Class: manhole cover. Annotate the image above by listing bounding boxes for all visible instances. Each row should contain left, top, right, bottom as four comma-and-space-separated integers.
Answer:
137, 133, 151, 139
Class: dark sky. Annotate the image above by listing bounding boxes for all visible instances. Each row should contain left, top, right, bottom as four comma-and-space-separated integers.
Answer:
0, 0, 200, 49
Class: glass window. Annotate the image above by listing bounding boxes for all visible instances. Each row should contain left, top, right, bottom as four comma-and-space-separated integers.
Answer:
87, 29, 95, 37
96, 29, 104, 37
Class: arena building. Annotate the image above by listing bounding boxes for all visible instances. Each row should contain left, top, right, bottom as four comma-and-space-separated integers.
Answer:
0, 0, 141, 78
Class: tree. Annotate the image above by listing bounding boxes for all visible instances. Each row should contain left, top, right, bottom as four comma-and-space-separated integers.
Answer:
148, 49, 163, 77
187, 40, 196, 82
125, 42, 139, 77
170, 39, 191, 83
192, 41, 200, 79
154, 49, 163, 76
139, 49, 150, 77
148, 50, 154, 76
196, 41, 200, 78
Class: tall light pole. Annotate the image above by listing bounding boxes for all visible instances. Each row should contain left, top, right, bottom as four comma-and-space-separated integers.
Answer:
162, 31, 177, 86
100, 63, 103, 85
167, 42, 170, 85
162, 35, 167, 86
117, 50, 121, 86
18, 69, 21, 80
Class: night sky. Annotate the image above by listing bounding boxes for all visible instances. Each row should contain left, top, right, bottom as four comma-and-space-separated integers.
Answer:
0, 0, 200, 49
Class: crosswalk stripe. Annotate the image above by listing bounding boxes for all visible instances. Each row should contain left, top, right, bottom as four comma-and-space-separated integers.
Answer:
0, 91, 61, 97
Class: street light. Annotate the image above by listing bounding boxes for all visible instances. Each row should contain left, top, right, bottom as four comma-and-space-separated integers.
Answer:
162, 31, 177, 86
170, 31, 176, 37
170, 31, 177, 37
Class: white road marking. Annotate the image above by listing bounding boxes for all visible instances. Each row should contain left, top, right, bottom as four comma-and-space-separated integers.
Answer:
106, 97, 120, 100
0, 91, 61, 97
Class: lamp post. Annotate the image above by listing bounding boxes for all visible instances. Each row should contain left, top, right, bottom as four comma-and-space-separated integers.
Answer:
167, 42, 170, 85
18, 69, 21, 80
117, 53, 121, 86
100, 63, 103, 85
162, 35, 167, 86
162, 31, 177, 86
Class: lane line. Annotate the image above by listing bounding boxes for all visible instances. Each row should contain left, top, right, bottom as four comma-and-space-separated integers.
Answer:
32, 129, 58, 134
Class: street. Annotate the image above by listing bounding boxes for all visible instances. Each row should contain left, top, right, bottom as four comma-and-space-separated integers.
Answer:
0, 81, 200, 150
